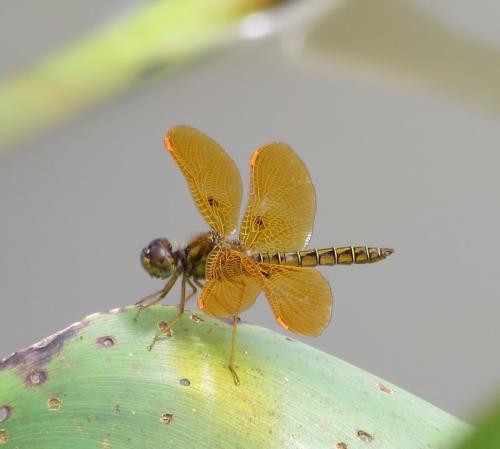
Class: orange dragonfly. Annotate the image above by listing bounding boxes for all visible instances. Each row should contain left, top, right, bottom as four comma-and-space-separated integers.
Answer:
138, 125, 393, 384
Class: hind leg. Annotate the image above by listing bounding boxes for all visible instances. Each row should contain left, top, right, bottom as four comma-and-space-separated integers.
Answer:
228, 315, 240, 386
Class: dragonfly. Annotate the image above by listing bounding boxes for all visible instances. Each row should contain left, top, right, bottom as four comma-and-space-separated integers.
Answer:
137, 125, 393, 384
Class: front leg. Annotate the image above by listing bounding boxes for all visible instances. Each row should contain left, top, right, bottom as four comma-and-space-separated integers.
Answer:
163, 277, 198, 328
135, 271, 180, 321
148, 276, 198, 350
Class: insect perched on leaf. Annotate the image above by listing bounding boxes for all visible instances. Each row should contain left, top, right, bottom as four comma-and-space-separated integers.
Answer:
138, 125, 393, 384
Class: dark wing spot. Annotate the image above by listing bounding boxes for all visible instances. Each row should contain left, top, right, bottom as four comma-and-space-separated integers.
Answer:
207, 197, 219, 208
260, 269, 271, 279
254, 216, 265, 229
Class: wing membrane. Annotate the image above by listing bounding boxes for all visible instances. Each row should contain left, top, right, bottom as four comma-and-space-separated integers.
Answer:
165, 126, 242, 235
198, 247, 261, 317
239, 143, 316, 252
198, 247, 333, 334
260, 264, 333, 336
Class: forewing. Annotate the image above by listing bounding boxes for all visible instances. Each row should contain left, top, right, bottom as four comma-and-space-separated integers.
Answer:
198, 246, 262, 318
239, 143, 316, 252
260, 264, 333, 336
165, 125, 243, 235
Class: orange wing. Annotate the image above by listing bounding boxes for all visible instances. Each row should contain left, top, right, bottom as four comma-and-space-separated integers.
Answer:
198, 246, 261, 318
239, 143, 316, 253
165, 126, 242, 236
260, 264, 333, 336
197, 246, 332, 335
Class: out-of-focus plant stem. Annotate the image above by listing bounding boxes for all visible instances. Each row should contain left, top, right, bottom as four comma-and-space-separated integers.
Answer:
455, 395, 500, 449
0, 0, 282, 152
302, 0, 500, 116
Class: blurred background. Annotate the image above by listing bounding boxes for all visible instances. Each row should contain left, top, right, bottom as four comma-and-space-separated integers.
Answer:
1, 0, 499, 422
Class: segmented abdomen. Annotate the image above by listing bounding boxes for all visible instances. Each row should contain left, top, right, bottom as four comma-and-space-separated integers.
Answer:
252, 246, 394, 267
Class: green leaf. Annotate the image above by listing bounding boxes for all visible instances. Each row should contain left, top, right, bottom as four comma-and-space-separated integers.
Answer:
0, 305, 470, 448
454, 397, 500, 449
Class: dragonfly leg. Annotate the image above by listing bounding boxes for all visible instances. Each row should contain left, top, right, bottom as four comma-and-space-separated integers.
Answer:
160, 277, 197, 331
185, 278, 199, 301
229, 316, 240, 386
147, 320, 172, 351
194, 278, 204, 289
147, 276, 197, 350
135, 271, 179, 321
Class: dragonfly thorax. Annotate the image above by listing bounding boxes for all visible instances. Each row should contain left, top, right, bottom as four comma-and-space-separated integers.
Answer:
141, 238, 177, 279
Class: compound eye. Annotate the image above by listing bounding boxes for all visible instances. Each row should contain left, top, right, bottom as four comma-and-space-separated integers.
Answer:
141, 238, 174, 279
149, 242, 167, 265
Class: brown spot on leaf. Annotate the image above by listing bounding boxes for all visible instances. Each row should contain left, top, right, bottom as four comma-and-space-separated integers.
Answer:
0, 407, 10, 423
190, 314, 204, 323
48, 397, 61, 410
378, 383, 393, 394
26, 369, 48, 387
357, 430, 373, 442
96, 336, 116, 348
157, 321, 173, 337
0, 430, 7, 444
336, 443, 347, 449
160, 413, 173, 424
0, 321, 87, 383
179, 378, 191, 387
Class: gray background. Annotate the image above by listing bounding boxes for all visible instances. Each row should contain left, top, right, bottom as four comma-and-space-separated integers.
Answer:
1, 0, 499, 421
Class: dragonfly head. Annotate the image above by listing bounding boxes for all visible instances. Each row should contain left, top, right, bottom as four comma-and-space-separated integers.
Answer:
141, 238, 175, 279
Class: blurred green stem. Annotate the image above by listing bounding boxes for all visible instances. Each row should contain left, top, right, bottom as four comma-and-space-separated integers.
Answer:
456, 396, 500, 449
304, 0, 500, 115
0, 0, 278, 151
